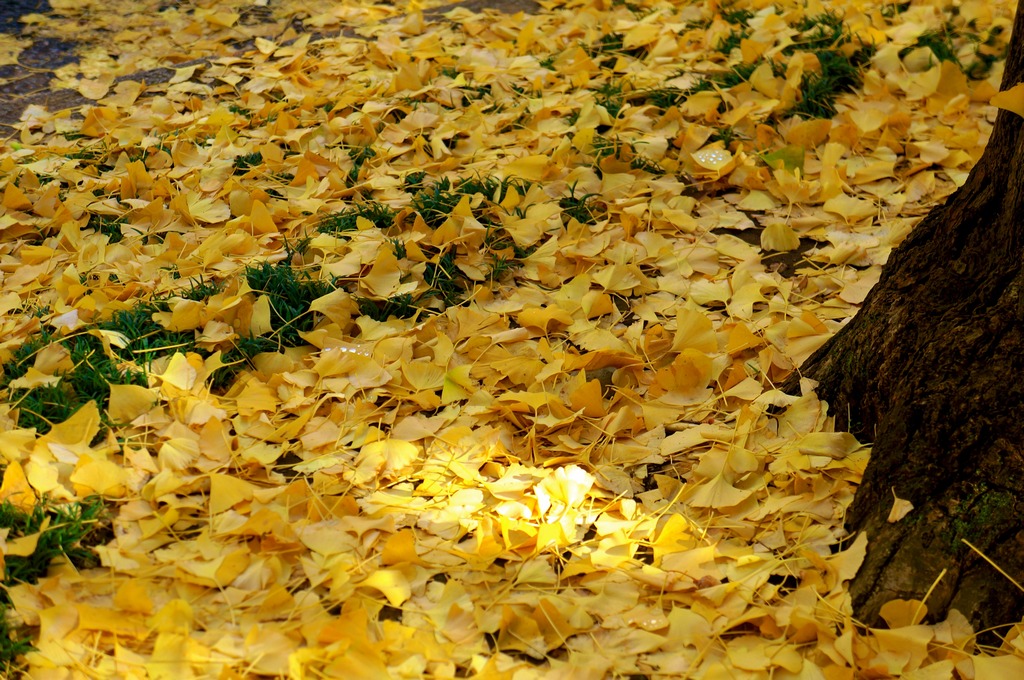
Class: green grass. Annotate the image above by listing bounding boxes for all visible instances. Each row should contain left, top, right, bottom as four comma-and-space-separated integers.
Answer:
356, 294, 418, 321
640, 87, 687, 110
560, 183, 606, 225
716, 27, 749, 55
593, 81, 625, 120
1, 329, 150, 434
788, 10, 847, 53
710, 125, 744, 147
403, 171, 428, 193
318, 202, 396, 234
790, 44, 874, 118
0, 495, 110, 674
0, 265, 323, 430
589, 135, 664, 174
410, 175, 532, 228
684, 10, 874, 120
181, 276, 224, 301
326, 174, 542, 317
347, 145, 377, 185
244, 261, 335, 348
86, 214, 129, 243
232, 151, 263, 174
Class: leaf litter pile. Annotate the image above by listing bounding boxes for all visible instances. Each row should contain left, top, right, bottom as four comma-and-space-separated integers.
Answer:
1, 0, 1023, 676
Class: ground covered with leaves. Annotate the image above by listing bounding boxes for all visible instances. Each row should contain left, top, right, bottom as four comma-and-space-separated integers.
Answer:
1, 0, 1023, 676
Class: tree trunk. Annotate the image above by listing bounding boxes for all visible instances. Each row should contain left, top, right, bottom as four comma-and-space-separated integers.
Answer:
788, 7, 1024, 634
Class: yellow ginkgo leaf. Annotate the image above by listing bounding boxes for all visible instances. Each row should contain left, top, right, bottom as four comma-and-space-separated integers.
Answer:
691, 147, 733, 172
108, 384, 157, 423
761, 222, 800, 252
359, 567, 413, 606
990, 82, 1024, 117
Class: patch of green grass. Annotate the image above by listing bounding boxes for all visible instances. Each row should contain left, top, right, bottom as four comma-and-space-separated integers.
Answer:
8, 384, 79, 435
687, 10, 873, 120
422, 250, 463, 306
228, 104, 252, 118
788, 10, 847, 53
347, 145, 376, 185
244, 261, 334, 348
790, 45, 874, 118
87, 213, 129, 243
0, 613, 33, 677
232, 151, 263, 174
640, 87, 687, 110
585, 33, 625, 57
593, 81, 625, 120
1, 330, 149, 434
560, 183, 606, 225
716, 28, 749, 55
102, 302, 195, 358
719, 1, 754, 26
880, 2, 911, 18
411, 175, 532, 228
1, 496, 108, 588
907, 27, 959, 65
334, 174, 541, 317
589, 135, 663, 174
403, 171, 428, 193
356, 294, 418, 322
181, 277, 224, 301
318, 202, 396, 234
0, 495, 109, 673
710, 125, 744, 147
390, 237, 407, 260
584, 32, 649, 67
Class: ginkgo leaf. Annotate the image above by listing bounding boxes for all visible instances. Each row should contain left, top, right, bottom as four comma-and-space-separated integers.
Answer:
798, 432, 863, 459
761, 222, 800, 251
359, 567, 413, 606
692, 147, 733, 172
991, 82, 1024, 117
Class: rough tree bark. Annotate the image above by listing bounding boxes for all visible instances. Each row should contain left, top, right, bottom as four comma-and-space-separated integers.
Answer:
785, 6, 1024, 634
